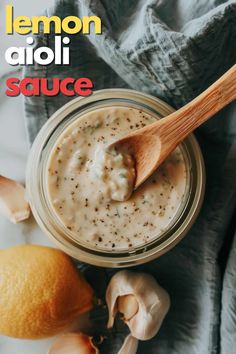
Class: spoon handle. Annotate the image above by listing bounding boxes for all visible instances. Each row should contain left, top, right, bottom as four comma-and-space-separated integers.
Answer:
156, 64, 236, 146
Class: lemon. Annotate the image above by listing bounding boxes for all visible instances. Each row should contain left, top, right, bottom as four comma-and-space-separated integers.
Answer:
0, 244, 93, 339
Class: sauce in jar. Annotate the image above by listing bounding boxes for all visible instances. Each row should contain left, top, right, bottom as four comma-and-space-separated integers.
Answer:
47, 106, 188, 251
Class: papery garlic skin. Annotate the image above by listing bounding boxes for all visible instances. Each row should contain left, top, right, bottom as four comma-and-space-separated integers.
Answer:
117, 334, 138, 354
48, 333, 99, 354
0, 175, 30, 223
106, 270, 170, 340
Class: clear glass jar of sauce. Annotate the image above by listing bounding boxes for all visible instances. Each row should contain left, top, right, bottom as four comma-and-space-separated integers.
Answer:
26, 89, 205, 267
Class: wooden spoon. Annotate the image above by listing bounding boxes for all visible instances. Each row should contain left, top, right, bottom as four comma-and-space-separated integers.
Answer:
111, 64, 236, 189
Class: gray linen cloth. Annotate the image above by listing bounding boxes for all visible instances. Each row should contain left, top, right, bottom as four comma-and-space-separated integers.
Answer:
24, 1, 236, 353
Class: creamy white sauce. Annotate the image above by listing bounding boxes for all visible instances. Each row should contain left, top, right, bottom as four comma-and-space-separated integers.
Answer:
90, 145, 135, 201
47, 106, 188, 251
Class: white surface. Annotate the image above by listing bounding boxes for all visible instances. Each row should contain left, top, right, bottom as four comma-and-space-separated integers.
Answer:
0, 1, 62, 353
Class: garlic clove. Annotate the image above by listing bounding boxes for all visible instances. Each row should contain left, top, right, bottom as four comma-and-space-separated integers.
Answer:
0, 175, 30, 223
117, 294, 139, 321
48, 333, 99, 354
106, 270, 170, 341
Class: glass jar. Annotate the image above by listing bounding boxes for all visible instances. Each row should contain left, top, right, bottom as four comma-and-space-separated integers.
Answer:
26, 89, 205, 267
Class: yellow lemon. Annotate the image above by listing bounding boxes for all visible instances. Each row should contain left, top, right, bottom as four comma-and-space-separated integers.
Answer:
0, 244, 93, 339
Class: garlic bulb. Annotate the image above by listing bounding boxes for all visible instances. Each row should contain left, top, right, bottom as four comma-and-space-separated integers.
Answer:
0, 175, 30, 223
48, 333, 99, 354
106, 270, 170, 341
